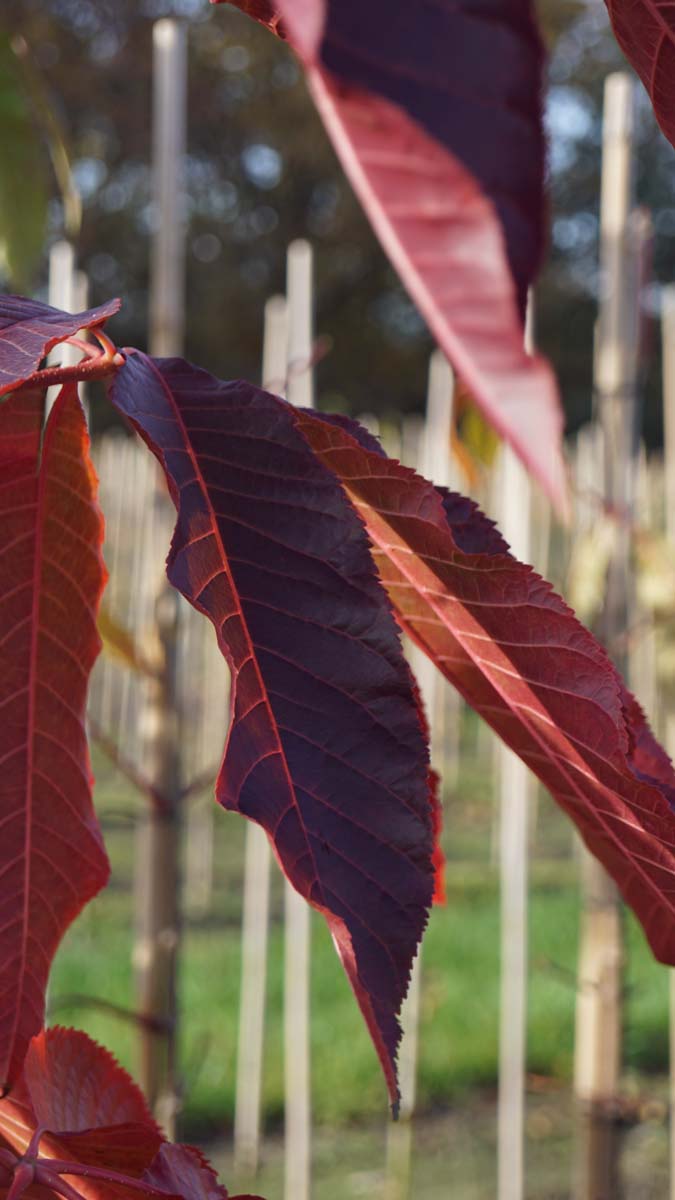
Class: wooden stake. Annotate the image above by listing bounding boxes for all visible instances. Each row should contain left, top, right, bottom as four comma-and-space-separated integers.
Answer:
284, 244, 313, 1200
660, 285, 675, 1200
149, 19, 186, 356
233, 297, 288, 1179
496, 443, 532, 1200
663, 287, 675, 545
46, 241, 77, 416
234, 819, 272, 1177
286, 241, 313, 410
573, 72, 637, 1200
385, 351, 455, 1200
262, 294, 289, 398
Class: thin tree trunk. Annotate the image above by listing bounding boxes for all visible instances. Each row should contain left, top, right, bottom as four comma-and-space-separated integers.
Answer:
136, 588, 183, 1134
134, 17, 187, 1135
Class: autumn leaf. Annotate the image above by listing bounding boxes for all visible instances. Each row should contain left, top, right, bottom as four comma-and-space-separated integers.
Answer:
212, 0, 568, 511
0, 1028, 250, 1200
0, 295, 120, 397
0, 387, 109, 1092
295, 408, 675, 967
604, 0, 675, 150
110, 352, 436, 1108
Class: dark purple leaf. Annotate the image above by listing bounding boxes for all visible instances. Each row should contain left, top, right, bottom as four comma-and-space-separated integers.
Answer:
212, 0, 568, 511
0, 296, 120, 397
110, 352, 435, 1107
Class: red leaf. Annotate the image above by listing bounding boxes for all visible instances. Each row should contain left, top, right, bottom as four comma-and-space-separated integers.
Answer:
212, 0, 568, 511
0, 1029, 243, 1200
110, 353, 435, 1107
142, 1144, 265, 1200
0, 297, 120, 397
0, 388, 109, 1091
18, 1027, 159, 1137
605, 0, 675, 149
294, 410, 675, 965
142, 1146, 228, 1200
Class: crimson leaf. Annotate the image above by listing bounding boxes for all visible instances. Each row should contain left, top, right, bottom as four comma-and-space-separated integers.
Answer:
213, 0, 567, 510
0, 1029, 244, 1200
18, 1027, 161, 1141
294, 409, 675, 965
0, 387, 109, 1092
0, 297, 120, 397
110, 352, 435, 1107
143, 1145, 263, 1200
604, 0, 675, 149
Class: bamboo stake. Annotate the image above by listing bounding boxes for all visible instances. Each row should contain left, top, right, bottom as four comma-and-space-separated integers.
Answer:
494, 298, 538, 1200
233, 296, 288, 1179
284, 243, 313, 1200
496, 443, 532, 1200
385, 351, 454, 1200
149, 19, 186, 357
630, 445, 658, 724
95, 435, 130, 736
262, 294, 290, 398
134, 17, 187, 1136
573, 72, 638, 1200
183, 609, 225, 917
46, 241, 76, 416
661, 285, 675, 1200
663, 287, 675, 546
286, 241, 313, 410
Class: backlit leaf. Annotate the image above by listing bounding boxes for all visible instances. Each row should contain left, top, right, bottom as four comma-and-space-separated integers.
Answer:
0, 296, 120, 397
0, 387, 109, 1091
0, 1029, 238, 1200
18, 1027, 159, 1136
213, 0, 568, 510
295, 409, 675, 966
110, 352, 435, 1107
604, 0, 675, 149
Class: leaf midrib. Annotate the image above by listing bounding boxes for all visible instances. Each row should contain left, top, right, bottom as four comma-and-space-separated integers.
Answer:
141, 355, 324, 902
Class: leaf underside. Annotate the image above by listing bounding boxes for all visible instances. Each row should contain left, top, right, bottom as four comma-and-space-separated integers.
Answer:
605, 0, 675, 149
110, 351, 436, 1106
294, 410, 675, 965
0, 1028, 255, 1200
0, 296, 120, 397
0, 386, 109, 1092
214, 0, 568, 509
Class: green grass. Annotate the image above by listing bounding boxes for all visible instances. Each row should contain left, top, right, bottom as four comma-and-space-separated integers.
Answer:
48, 750, 672, 1139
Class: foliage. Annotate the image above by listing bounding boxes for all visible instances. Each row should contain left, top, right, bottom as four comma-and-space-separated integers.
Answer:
1, 1, 675, 1198
215, 0, 567, 508
604, 0, 675, 149
0, 1027, 259, 1200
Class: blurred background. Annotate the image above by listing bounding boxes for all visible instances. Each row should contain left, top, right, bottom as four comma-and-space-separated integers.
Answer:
3, 0, 675, 439
3, 1, 675, 1198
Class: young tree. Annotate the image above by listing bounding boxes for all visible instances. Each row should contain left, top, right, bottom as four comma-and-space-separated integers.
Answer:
1, 1, 674, 1197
